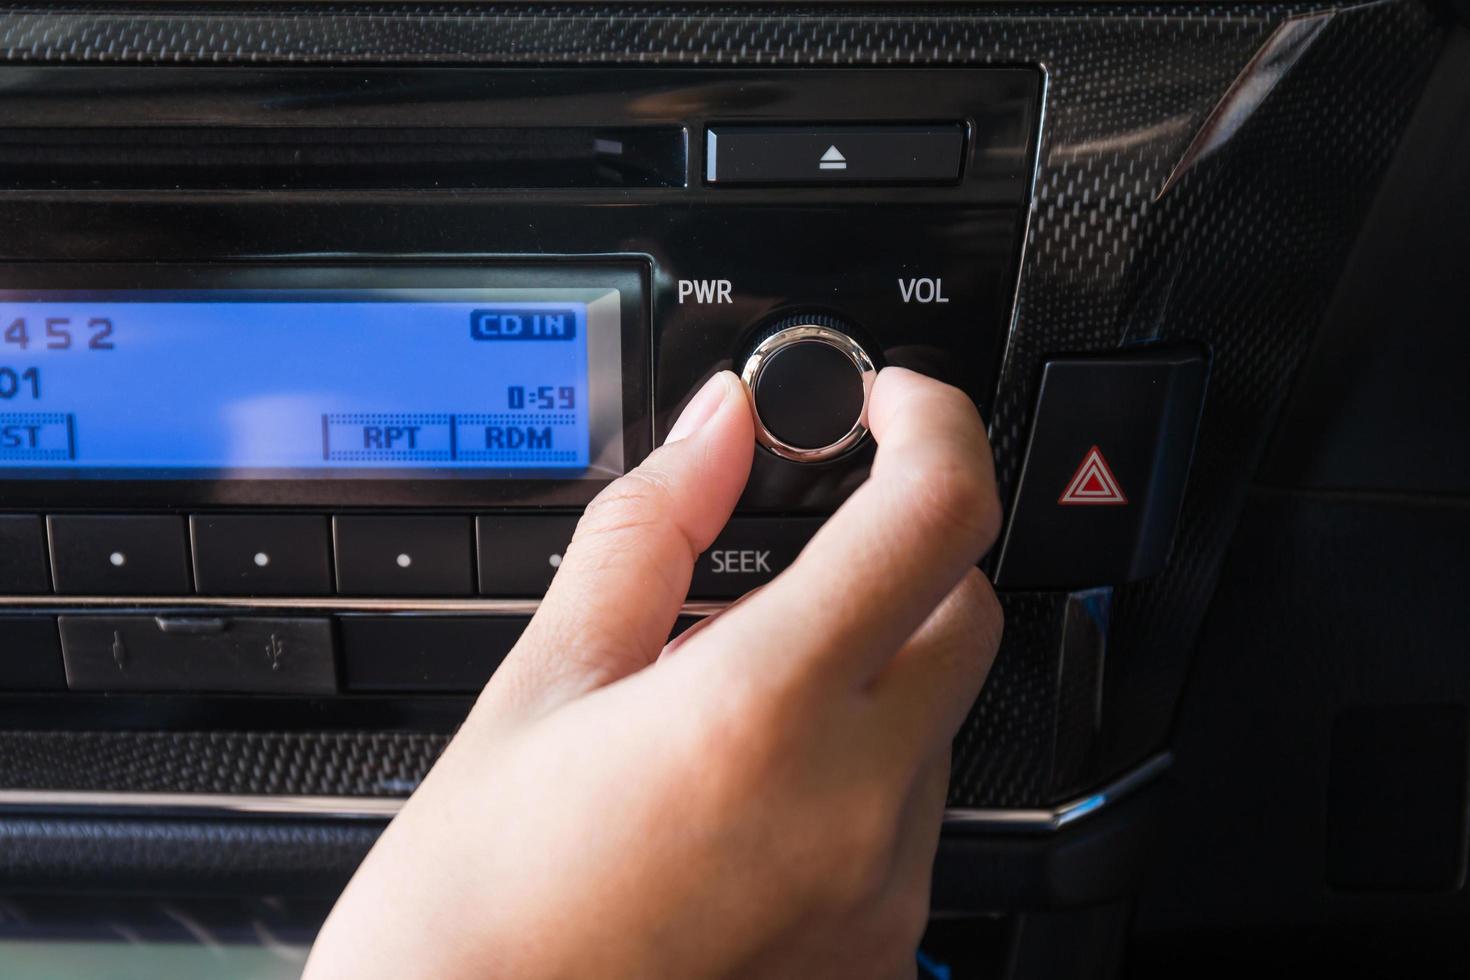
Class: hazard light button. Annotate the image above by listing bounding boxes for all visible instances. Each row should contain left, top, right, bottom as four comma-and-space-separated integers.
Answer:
991, 346, 1209, 589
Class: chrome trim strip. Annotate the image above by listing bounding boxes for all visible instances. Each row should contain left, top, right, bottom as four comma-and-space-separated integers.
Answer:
0, 595, 731, 616
941, 752, 1171, 834
0, 752, 1171, 830
988, 60, 1048, 446
0, 790, 404, 820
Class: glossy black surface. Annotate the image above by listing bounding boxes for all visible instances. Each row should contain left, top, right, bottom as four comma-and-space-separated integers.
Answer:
753, 339, 866, 450
339, 615, 523, 692
0, 125, 687, 190
0, 66, 1037, 515
0, 616, 64, 691
0, 515, 48, 594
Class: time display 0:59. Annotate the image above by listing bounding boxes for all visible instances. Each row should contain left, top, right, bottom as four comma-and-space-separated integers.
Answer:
507, 385, 576, 411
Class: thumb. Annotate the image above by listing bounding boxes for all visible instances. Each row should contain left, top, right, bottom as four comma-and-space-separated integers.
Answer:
481, 371, 753, 719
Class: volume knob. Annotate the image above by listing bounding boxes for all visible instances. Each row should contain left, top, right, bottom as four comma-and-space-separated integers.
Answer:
740, 317, 877, 463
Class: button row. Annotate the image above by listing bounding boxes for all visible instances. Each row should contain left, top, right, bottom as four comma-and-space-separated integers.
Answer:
0, 613, 710, 695
0, 514, 823, 599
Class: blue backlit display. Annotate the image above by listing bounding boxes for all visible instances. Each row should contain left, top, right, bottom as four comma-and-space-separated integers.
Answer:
0, 289, 624, 478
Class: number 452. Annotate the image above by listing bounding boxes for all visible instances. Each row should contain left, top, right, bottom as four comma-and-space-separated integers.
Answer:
4, 317, 115, 350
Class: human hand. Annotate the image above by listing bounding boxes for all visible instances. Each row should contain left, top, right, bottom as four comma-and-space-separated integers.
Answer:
305, 366, 1003, 980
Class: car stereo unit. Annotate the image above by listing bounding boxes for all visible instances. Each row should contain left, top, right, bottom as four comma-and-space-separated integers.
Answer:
0, 65, 1041, 709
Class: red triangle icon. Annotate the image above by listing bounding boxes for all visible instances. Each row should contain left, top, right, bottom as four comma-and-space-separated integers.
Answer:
1058, 446, 1128, 505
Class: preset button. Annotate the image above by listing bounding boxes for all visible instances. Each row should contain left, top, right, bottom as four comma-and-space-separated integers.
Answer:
477, 515, 579, 597
48, 515, 191, 595
192, 515, 332, 596
333, 516, 473, 596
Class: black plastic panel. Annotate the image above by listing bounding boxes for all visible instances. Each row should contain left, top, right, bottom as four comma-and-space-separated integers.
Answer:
0, 516, 48, 594
1131, 30, 1470, 966
339, 616, 522, 693
0, 617, 65, 691
1327, 704, 1469, 893
1260, 28, 1470, 498
1132, 487, 1470, 968
0, 65, 1036, 516
0, 125, 687, 191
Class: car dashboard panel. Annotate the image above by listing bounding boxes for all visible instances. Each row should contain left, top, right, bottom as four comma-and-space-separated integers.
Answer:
0, 2, 1460, 977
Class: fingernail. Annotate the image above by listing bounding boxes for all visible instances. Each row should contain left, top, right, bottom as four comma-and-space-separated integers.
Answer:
666, 372, 734, 444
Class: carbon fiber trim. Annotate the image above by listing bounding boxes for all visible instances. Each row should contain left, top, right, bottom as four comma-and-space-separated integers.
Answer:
0, 1, 1444, 807
0, 731, 444, 797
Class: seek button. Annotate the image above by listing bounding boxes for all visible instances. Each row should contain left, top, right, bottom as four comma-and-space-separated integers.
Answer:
690, 517, 823, 599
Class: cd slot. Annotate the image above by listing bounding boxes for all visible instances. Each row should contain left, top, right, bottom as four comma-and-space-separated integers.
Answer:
0, 126, 687, 190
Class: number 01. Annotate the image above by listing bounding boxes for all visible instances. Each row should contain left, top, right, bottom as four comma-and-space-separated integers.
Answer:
0, 367, 40, 399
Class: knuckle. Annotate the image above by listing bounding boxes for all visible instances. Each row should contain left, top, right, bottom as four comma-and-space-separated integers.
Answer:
570, 470, 697, 579
899, 451, 1001, 550
578, 470, 678, 540
961, 567, 1005, 652
957, 566, 1003, 629
933, 569, 1004, 679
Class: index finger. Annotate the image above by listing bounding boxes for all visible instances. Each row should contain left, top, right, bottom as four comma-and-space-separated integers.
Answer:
707, 367, 1001, 687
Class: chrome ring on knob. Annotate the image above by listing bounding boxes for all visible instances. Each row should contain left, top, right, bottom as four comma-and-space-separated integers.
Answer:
739, 323, 878, 463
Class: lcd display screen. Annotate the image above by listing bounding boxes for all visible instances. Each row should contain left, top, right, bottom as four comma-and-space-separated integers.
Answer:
0, 287, 625, 479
